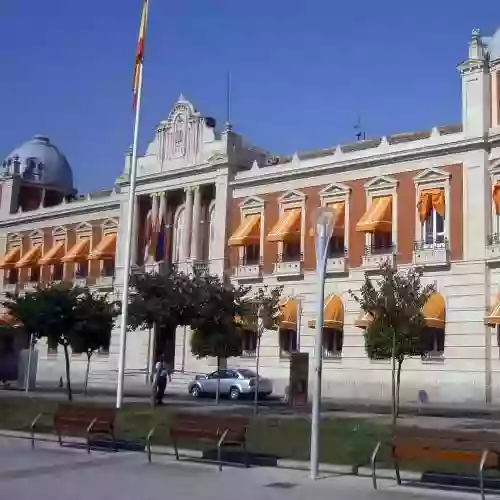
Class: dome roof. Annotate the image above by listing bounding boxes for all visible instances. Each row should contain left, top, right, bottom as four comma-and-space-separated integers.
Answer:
2, 135, 74, 194
485, 28, 500, 61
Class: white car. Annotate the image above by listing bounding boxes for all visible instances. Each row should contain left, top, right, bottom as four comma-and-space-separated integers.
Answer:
188, 368, 273, 400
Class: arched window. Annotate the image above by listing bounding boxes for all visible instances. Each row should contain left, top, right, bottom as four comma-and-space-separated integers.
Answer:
172, 207, 185, 263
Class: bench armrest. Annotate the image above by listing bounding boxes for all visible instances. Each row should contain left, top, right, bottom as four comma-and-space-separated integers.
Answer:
147, 426, 156, 463
30, 413, 43, 450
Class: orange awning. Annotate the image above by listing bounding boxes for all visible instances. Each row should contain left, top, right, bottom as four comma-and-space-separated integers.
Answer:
228, 214, 261, 247
277, 298, 297, 331
422, 293, 446, 329
308, 295, 344, 329
493, 183, 500, 215
417, 189, 445, 222
0, 247, 21, 270
39, 241, 66, 266
88, 233, 117, 260
486, 294, 500, 327
267, 209, 301, 242
15, 245, 42, 269
61, 238, 89, 263
354, 311, 374, 329
356, 196, 392, 233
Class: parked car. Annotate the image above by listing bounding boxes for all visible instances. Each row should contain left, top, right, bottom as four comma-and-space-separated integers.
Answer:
188, 368, 273, 400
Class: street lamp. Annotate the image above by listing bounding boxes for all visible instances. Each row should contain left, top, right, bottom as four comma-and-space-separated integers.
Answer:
310, 206, 336, 480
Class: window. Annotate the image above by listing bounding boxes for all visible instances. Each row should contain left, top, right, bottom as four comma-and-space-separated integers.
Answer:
423, 209, 445, 247
6, 268, 18, 285
242, 330, 257, 357
279, 328, 297, 357
52, 263, 63, 281
327, 236, 345, 258
28, 266, 40, 283
101, 259, 115, 277
208, 204, 215, 261
323, 328, 343, 357
420, 327, 445, 359
372, 232, 392, 252
75, 261, 88, 278
282, 242, 301, 262
244, 244, 260, 265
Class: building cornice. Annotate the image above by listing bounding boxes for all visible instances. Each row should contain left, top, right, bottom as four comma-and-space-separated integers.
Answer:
230, 135, 486, 188
0, 197, 120, 229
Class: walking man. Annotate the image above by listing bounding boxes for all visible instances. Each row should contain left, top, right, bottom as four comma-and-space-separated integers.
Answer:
153, 354, 169, 405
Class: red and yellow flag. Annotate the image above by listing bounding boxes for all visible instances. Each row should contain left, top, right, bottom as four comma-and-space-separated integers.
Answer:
132, 0, 149, 108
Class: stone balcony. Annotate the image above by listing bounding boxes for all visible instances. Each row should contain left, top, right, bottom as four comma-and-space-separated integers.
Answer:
95, 274, 115, 288
3, 282, 18, 294
325, 249, 348, 274
360, 244, 396, 271
487, 233, 500, 263
233, 259, 262, 280
273, 253, 303, 278
413, 239, 450, 267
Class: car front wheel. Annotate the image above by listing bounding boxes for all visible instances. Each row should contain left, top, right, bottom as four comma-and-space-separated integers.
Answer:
229, 387, 240, 401
190, 385, 201, 398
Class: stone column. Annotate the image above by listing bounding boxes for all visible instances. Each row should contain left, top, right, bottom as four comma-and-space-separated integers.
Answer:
212, 172, 230, 277
182, 187, 194, 260
190, 186, 202, 261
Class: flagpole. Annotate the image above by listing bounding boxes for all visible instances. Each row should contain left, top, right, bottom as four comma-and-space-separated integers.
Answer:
116, 61, 144, 409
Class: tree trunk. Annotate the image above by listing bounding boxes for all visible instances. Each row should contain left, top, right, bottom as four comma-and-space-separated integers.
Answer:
216, 356, 221, 405
84, 353, 91, 396
396, 359, 403, 418
253, 335, 262, 416
390, 327, 397, 431
62, 343, 72, 402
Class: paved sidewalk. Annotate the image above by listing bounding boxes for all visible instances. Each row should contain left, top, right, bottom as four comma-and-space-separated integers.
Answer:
0, 437, 494, 500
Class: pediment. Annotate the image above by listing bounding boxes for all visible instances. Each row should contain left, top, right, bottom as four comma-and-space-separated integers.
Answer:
240, 196, 265, 210
319, 182, 350, 197
489, 158, 500, 176
413, 167, 450, 184
102, 218, 118, 231
7, 232, 22, 244
364, 175, 398, 191
75, 222, 92, 233
52, 226, 67, 237
278, 189, 306, 203
29, 229, 43, 241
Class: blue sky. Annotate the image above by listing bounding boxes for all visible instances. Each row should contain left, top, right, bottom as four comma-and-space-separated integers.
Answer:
1, 0, 499, 193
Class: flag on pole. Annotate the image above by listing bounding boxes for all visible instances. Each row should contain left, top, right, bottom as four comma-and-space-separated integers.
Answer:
132, 0, 149, 109
155, 194, 167, 262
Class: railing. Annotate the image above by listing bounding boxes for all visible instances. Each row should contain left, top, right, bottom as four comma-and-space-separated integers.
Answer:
323, 349, 342, 359
327, 247, 348, 259
192, 261, 210, 276
413, 238, 449, 251
488, 233, 500, 246
276, 252, 304, 263
364, 243, 395, 256
241, 350, 257, 358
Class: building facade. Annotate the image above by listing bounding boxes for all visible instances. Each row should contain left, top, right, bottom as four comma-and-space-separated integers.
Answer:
2, 29, 500, 403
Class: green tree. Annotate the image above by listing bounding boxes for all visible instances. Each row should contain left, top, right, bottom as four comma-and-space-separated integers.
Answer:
190, 274, 250, 403
349, 262, 435, 428
71, 289, 119, 395
4, 284, 84, 400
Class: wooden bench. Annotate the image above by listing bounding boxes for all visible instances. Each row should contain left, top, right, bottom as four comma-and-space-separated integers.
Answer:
371, 427, 500, 499
31, 404, 116, 453
147, 413, 250, 470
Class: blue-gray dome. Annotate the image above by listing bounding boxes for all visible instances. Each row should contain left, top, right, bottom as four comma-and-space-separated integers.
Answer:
2, 135, 74, 194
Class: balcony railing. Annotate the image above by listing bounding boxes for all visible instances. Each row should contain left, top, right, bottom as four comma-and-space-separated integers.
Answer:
273, 253, 303, 277
413, 238, 450, 267
361, 244, 396, 270
233, 257, 262, 280
323, 349, 342, 359
241, 349, 257, 358
192, 261, 210, 276
326, 247, 348, 274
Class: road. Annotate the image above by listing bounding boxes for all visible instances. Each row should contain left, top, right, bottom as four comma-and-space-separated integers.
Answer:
0, 437, 495, 500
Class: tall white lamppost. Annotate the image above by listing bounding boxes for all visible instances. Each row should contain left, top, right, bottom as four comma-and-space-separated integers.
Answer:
310, 206, 336, 480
